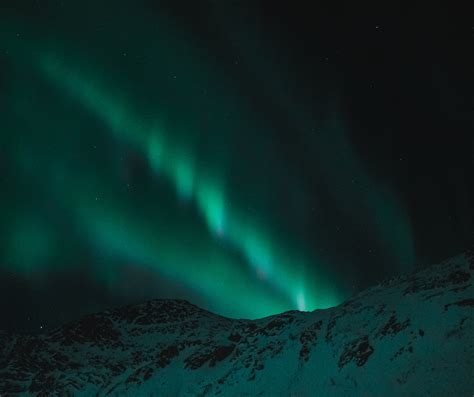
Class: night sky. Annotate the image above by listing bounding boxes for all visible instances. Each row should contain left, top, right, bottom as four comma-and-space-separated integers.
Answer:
1, 1, 472, 333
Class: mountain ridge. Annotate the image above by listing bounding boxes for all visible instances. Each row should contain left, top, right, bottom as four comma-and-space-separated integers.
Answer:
0, 250, 473, 396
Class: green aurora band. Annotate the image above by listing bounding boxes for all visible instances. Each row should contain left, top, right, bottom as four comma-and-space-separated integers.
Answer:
36, 53, 340, 315
0, 2, 414, 319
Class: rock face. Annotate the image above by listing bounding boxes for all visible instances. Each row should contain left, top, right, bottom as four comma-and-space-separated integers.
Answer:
1, 251, 473, 396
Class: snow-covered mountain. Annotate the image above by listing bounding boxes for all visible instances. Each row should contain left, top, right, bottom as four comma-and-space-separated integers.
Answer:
1, 250, 473, 396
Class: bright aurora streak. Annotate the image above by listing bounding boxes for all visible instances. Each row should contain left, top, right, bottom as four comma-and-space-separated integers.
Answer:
0, 2, 416, 322
37, 53, 340, 315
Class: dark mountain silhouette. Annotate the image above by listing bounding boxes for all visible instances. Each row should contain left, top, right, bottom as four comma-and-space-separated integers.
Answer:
1, 250, 473, 396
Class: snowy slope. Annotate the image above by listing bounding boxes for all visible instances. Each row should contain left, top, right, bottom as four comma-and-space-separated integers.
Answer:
1, 250, 473, 396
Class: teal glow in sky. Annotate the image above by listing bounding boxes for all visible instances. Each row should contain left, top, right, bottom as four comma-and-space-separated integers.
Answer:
36, 53, 342, 316
0, 1, 420, 326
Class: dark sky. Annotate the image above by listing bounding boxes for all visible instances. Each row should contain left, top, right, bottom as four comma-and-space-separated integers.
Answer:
0, 1, 472, 333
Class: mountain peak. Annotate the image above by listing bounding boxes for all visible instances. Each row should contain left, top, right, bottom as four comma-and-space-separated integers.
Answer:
1, 251, 472, 396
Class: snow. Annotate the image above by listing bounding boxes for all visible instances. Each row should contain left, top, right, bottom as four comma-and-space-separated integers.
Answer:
1, 250, 473, 396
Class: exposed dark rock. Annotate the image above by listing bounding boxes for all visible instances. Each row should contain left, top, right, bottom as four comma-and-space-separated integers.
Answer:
444, 298, 474, 311
156, 344, 180, 368
404, 269, 470, 295
228, 333, 242, 343
338, 336, 374, 368
379, 313, 410, 338
185, 345, 235, 369
299, 320, 323, 362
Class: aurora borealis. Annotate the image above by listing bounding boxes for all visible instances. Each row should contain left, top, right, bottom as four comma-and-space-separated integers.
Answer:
1, 1, 472, 332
